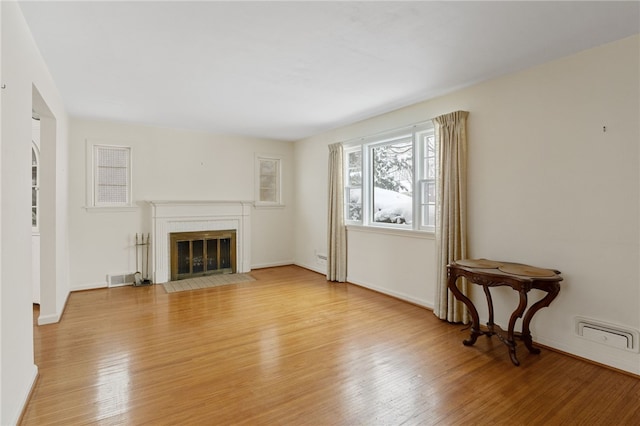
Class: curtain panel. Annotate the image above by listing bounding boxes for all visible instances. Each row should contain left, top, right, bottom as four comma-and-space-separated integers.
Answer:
434, 111, 469, 323
327, 143, 347, 282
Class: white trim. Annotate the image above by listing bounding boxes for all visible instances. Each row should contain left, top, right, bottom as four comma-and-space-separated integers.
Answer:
10, 364, 38, 426
294, 260, 433, 308
37, 313, 62, 325
346, 276, 433, 309
251, 260, 295, 269
148, 200, 252, 283
295, 261, 326, 276
37, 290, 70, 325
343, 122, 435, 231
254, 153, 284, 208
85, 139, 133, 209
347, 224, 435, 239
253, 204, 286, 210
535, 335, 640, 376
83, 206, 138, 213
70, 281, 109, 292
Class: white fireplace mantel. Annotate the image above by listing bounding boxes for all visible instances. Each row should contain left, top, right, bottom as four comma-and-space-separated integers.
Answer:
148, 200, 252, 283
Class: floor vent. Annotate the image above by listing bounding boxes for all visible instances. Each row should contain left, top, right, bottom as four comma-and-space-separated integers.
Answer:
575, 316, 639, 352
108, 273, 135, 287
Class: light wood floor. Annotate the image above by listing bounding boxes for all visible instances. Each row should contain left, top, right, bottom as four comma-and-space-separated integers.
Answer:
22, 265, 640, 425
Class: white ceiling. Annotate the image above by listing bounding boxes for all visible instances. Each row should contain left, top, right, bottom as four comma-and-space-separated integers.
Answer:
18, 1, 640, 141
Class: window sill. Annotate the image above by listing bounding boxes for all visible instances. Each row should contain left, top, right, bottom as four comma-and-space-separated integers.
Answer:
84, 206, 138, 213
346, 224, 435, 239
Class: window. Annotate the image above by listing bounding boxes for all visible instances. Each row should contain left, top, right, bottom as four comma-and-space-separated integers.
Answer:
344, 123, 435, 231
255, 154, 283, 207
87, 142, 132, 208
32, 144, 39, 229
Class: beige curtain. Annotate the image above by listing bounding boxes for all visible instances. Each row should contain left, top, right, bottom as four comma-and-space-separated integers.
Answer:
434, 111, 469, 323
327, 143, 347, 282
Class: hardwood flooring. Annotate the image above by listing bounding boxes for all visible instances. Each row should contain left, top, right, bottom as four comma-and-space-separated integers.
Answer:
22, 265, 640, 425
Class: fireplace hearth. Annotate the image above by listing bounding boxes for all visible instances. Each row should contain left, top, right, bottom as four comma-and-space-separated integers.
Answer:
170, 230, 236, 281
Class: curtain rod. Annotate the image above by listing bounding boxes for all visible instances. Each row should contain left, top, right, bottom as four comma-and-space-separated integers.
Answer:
339, 118, 434, 147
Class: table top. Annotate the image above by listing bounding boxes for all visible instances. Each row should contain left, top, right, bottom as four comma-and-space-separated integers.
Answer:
449, 258, 562, 282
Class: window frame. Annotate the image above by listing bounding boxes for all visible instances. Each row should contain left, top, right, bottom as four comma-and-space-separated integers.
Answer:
343, 122, 436, 233
254, 153, 284, 208
85, 140, 134, 210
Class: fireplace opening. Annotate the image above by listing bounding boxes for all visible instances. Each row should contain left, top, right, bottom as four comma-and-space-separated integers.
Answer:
170, 230, 236, 281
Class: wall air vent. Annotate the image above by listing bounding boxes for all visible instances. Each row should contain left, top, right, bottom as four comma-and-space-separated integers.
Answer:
316, 253, 327, 266
575, 316, 639, 353
107, 273, 135, 287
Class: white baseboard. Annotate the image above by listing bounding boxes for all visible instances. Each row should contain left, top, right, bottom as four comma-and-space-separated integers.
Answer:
251, 260, 295, 270
535, 335, 640, 376
38, 313, 60, 325
294, 261, 326, 276
293, 262, 433, 308
11, 364, 38, 426
346, 276, 433, 309
38, 290, 70, 325
70, 281, 108, 292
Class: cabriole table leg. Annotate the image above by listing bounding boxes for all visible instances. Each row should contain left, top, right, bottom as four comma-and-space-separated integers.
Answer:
521, 282, 561, 354
447, 271, 482, 346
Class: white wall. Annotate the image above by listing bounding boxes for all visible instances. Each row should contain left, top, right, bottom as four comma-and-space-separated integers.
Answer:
68, 119, 294, 289
294, 35, 640, 374
1, 1, 70, 423
1, 1, 4, 420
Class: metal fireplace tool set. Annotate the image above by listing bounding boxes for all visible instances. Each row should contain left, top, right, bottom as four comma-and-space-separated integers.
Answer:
134, 233, 153, 286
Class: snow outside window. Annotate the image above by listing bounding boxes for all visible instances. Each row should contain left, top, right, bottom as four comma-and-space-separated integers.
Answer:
344, 123, 435, 232
345, 149, 362, 221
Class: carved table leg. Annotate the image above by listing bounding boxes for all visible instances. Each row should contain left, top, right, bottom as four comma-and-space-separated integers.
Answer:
506, 290, 528, 366
447, 271, 481, 346
482, 285, 495, 335
521, 282, 561, 354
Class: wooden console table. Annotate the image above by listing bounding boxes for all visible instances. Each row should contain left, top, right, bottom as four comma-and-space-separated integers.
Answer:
447, 259, 562, 366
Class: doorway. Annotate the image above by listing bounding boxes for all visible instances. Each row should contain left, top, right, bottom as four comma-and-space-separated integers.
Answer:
32, 86, 57, 324
32, 113, 41, 304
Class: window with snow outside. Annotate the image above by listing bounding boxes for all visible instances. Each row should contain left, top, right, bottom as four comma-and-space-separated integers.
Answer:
344, 123, 435, 232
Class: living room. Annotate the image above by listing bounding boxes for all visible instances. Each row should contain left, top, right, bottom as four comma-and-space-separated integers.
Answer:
1, 1, 639, 424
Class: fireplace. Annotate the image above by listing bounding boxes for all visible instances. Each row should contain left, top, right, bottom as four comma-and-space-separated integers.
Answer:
170, 230, 236, 280
148, 201, 251, 284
